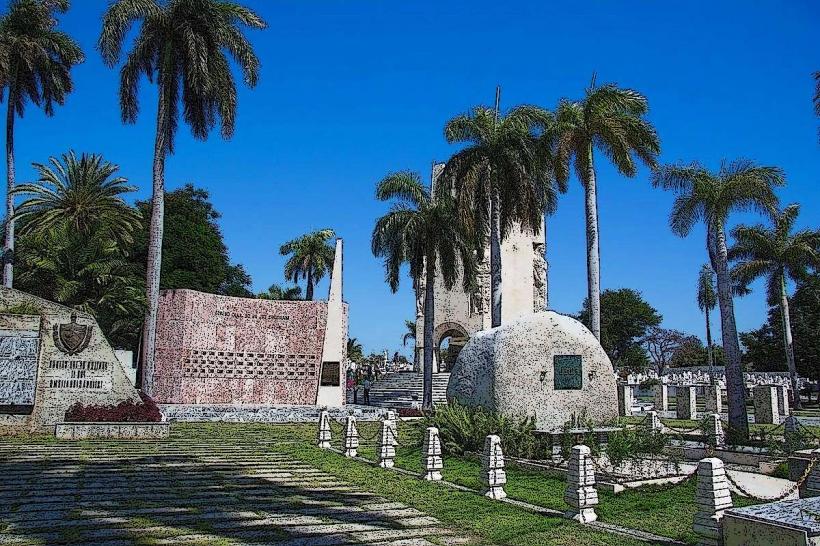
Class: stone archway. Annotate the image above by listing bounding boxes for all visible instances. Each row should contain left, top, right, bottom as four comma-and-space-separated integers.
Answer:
433, 322, 469, 373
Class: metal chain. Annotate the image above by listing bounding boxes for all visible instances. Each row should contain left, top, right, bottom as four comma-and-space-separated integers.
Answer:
723, 454, 817, 502
662, 416, 709, 434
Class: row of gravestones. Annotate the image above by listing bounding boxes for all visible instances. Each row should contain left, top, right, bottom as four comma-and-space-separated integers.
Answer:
618, 383, 791, 424
316, 410, 820, 545
623, 369, 798, 390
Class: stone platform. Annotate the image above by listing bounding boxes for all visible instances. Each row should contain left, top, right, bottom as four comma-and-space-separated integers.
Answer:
724, 497, 820, 545
159, 404, 389, 423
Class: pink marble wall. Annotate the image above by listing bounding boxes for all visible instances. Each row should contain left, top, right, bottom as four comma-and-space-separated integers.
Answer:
153, 289, 337, 405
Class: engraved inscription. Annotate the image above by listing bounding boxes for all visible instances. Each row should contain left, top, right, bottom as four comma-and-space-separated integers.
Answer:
0, 327, 40, 405
553, 355, 583, 390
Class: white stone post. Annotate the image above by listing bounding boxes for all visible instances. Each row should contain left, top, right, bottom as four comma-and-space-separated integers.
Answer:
693, 457, 733, 546
776, 385, 790, 417
316, 409, 332, 449
421, 426, 443, 481
704, 413, 724, 448
645, 410, 663, 433
703, 384, 722, 414
676, 385, 697, 420
343, 415, 359, 458
617, 384, 633, 417
481, 434, 507, 500
377, 412, 397, 468
653, 383, 668, 412
753, 385, 779, 425
563, 445, 598, 523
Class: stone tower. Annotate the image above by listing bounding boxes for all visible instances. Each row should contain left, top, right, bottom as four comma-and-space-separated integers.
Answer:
414, 163, 547, 372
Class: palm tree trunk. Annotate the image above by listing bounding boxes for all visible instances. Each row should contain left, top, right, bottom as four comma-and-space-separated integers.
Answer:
779, 272, 801, 410
306, 269, 314, 301
584, 146, 601, 340
422, 257, 435, 411
3, 96, 15, 288
490, 185, 502, 328
705, 308, 714, 384
140, 85, 169, 397
712, 221, 748, 440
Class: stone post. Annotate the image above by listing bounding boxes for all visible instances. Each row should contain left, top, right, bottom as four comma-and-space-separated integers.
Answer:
703, 414, 724, 448
676, 385, 697, 421
645, 410, 663, 433
421, 426, 443, 481
784, 415, 799, 435
480, 434, 507, 500
776, 385, 790, 417
693, 457, 733, 546
703, 384, 722, 414
377, 412, 397, 468
563, 445, 598, 523
316, 409, 332, 449
343, 415, 359, 458
753, 385, 779, 425
653, 383, 668, 412
617, 384, 633, 417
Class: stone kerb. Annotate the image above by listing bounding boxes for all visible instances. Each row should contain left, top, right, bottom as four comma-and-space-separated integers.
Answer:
377, 412, 397, 468
693, 457, 733, 546
480, 434, 507, 500
422, 426, 443, 481
563, 444, 598, 523
753, 386, 779, 425
317, 409, 332, 449
343, 415, 359, 457
677, 385, 698, 420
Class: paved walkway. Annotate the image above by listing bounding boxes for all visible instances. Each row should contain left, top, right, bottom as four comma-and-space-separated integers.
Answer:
0, 439, 472, 546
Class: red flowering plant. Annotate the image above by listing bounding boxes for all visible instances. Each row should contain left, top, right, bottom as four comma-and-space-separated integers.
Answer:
64, 392, 162, 423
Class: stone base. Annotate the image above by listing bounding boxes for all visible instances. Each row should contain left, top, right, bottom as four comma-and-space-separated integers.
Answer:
565, 508, 598, 523
55, 422, 169, 440
423, 470, 442, 481
160, 404, 387, 423
378, 458, 395, 468
484, 486, 507, 500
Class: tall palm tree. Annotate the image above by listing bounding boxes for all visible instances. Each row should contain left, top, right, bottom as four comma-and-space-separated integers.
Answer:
98, 0, 266, 395
696, 263, 718, 381
279, 229, 336, 301
652, 159, 784, 439
372, 171, 476, 410
12, 151, 141, 245
553, 79, 660, 340
730, 204, 820, 409
347, 337, 363, 364
0, 0, 83, 287
257, 283, 302, 301
402, 319, 416, 347
439, 103, 558, 327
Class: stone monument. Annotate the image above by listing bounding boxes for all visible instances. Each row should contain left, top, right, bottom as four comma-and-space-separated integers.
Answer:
447, 311, 618, 431
0, 288, 140, 433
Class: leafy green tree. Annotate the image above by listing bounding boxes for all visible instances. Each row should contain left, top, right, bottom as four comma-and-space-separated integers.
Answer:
347, 338, 364, 365
652, 159, 783, 439
12, 151, 140, 245
554, 80, 660, 340
258, 283, 302, 301
0, 0, 83, 287
730, 204, 820, 408
697, 264, 718, 374
280, 229, 336, 301
741, 275, 820, 386
578, 288, 661, 372
134, 184, 250, 295
669, 336, 726, 368
372, 171, 476, 410
99, 0, 266, 395
402, 319, 415, 347
440, 103, 558, 327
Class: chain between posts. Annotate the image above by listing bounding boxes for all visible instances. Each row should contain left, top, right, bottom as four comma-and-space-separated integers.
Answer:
662, 416, 710, 434
723, 451, 819, 502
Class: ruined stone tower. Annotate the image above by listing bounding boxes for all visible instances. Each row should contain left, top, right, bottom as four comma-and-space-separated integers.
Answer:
414, 163, 547, 372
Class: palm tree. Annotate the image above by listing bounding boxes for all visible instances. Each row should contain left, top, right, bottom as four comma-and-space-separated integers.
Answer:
279, 229, 336, 301
730, 204, 820, 409
652, 159, 784, 439
98, 0, 266, 395
697, 263, 718, 381
0, 0, 84, 288
439, 102, 558, 327
372, 171, 476, 410
257, 283, 302, 301
402, 319, 415, 347
347, 337, 363, 364
553, 79, 660, 340
12, 151, 141, 245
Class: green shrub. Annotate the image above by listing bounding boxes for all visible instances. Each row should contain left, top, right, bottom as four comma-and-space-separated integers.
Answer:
605, 427, 669, 467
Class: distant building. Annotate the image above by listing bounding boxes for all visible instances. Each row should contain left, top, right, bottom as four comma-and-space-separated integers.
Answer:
414, 164, 547, 372
152, 239, 347, 407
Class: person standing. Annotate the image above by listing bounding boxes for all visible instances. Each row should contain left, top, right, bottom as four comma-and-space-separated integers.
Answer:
363, 377, 372, 405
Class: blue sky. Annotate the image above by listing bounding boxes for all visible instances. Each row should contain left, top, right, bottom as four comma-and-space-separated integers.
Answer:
7, 1, 820, 357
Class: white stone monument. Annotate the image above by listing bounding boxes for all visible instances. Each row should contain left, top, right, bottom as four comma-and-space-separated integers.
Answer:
704, 384, 722, 414
564, 444, 598, 523
704, 413, 725, 448
753, 386, 779, 425
654, 383, 669, 412
693, 457, 733, 546
775, 385, 790, 417
480, 434, 507, 500
645, 410, 663, 433
343, 415, 359, 457
421, 426, 443, 481
677, 386, 697, 420
618, 384, 633, 417
316, 409, 332, 449
377, 413, 397, 468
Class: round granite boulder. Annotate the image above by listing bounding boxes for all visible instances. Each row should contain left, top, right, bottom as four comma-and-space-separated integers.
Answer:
446, 311, 618, 431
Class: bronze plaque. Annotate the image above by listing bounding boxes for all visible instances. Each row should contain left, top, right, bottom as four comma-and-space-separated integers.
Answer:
553, 355, 582, 390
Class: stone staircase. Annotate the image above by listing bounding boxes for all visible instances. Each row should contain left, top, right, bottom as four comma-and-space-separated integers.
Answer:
349, 372, 451, 408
